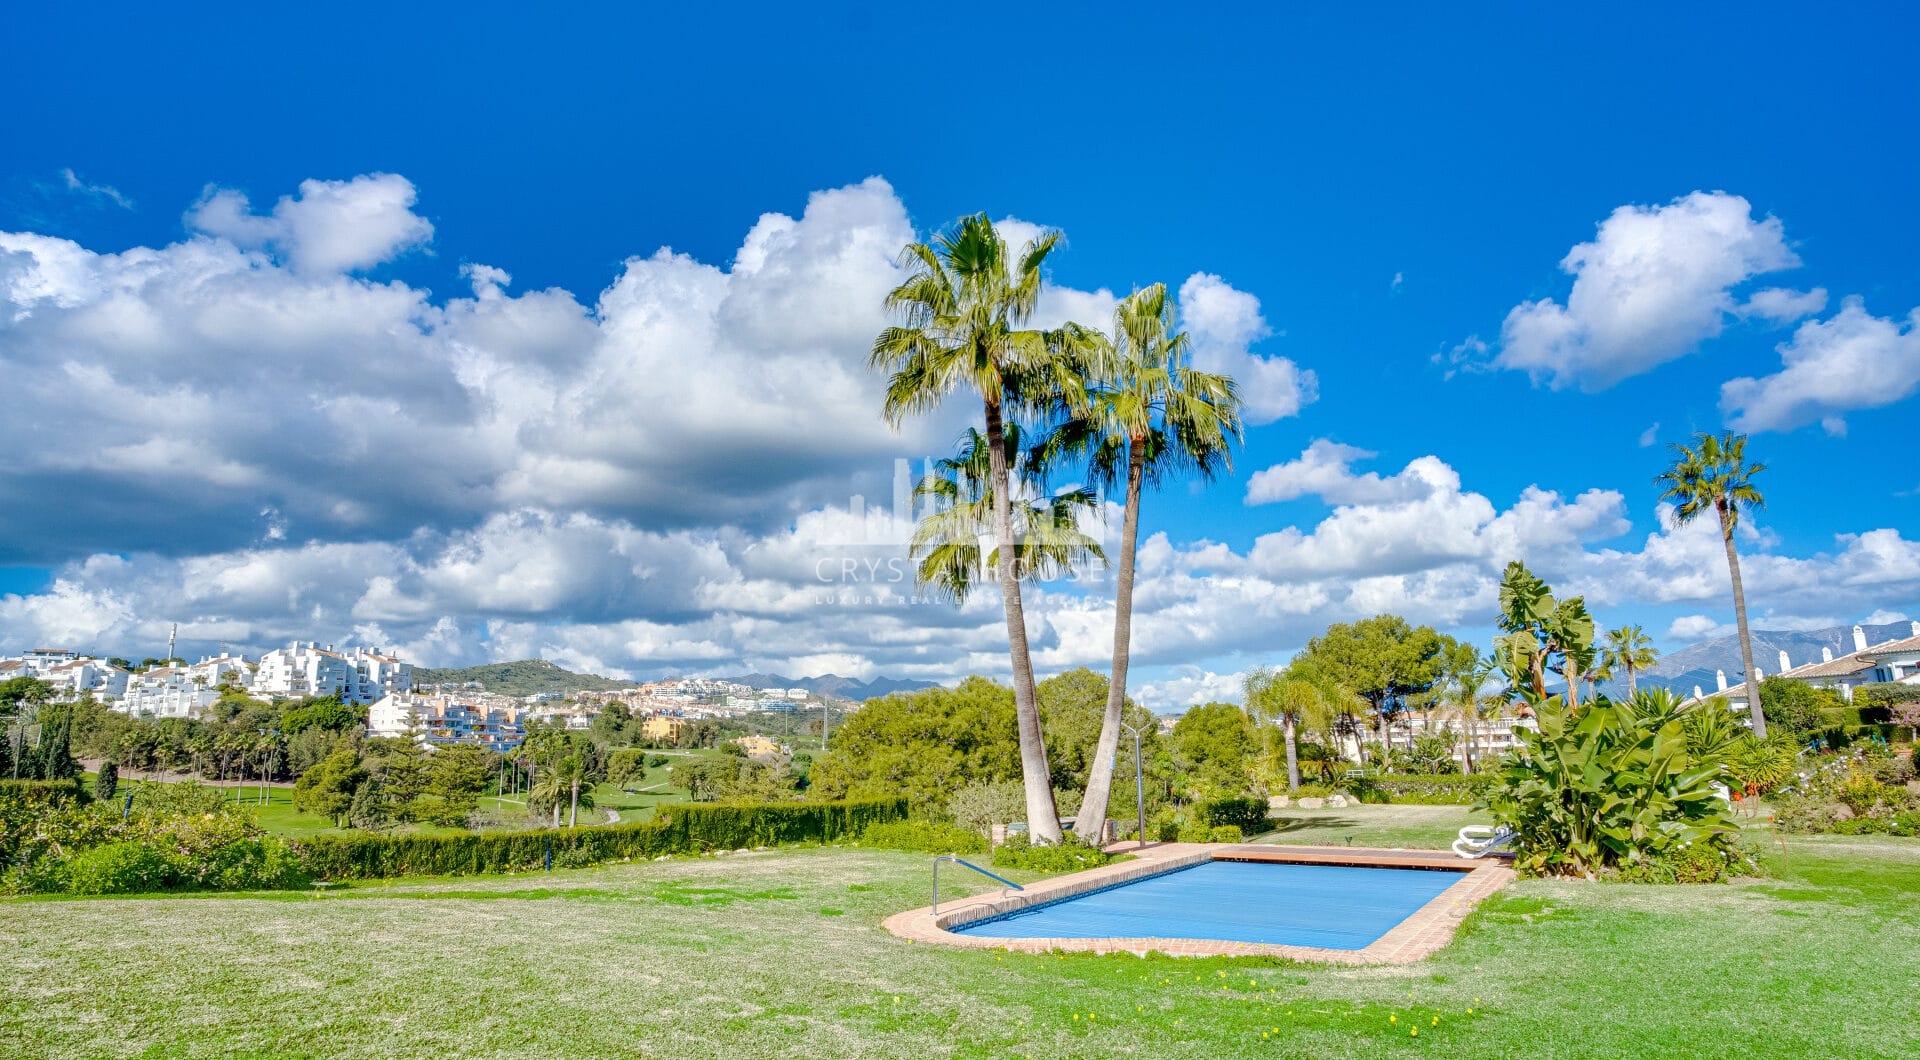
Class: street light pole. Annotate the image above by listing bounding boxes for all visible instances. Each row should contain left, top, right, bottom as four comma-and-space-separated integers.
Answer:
1120, 720, 1146, 850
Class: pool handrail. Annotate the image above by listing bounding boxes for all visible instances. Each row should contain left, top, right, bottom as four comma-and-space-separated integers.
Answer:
932, 854, 1023, 915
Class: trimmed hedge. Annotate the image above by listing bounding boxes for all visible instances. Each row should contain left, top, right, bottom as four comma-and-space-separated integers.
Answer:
1370, 774, 1493, 805
1197, 797, 1269, 836
0, 778, 91, 805
293, 797, 907, 880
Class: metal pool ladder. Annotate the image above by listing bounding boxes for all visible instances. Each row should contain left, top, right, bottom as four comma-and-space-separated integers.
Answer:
931, 855, 1023, 915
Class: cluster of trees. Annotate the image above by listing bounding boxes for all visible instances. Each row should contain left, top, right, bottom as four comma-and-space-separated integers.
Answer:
813, 669, 1170, 825
871, 216, 1243, 844
294, 740, 493, 828
868, 222, 1791, 854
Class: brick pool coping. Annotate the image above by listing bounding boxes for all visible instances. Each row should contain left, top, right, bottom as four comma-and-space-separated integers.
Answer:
880, 842, 1515, 965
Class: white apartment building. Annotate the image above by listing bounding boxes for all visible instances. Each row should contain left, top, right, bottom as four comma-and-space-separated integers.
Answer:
252, 642, 413, 704
368, 692, 524, 752
1687, 621, 1920, 714
187, 652, 253, 691
35, 657, 131, 700
117, 665, 222, 719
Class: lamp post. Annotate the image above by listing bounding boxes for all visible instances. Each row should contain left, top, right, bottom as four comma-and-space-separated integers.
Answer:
1119, 720, 1146, 850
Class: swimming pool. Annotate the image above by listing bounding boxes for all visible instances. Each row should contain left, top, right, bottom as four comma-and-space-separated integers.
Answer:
952, 858, 1463, 950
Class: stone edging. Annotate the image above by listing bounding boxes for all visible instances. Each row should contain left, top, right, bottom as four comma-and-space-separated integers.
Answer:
880, 843, 1515, 965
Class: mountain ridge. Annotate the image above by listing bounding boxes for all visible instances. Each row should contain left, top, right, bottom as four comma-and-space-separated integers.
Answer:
1631, 619, 1917, 696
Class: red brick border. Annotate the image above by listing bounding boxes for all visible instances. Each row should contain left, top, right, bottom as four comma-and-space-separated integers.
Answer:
880, 843, 1514, 965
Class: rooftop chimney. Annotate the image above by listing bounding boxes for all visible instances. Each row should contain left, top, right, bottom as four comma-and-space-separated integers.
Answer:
1715, 669, 1727, 692
1853, 625, 1868, 653
1778, 649, 1792, 673
1822, 647, 1834, 663
1693, 684, 1705, 700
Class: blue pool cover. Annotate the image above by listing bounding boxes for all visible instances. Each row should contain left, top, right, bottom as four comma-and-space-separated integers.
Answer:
952, 859, 1462, 950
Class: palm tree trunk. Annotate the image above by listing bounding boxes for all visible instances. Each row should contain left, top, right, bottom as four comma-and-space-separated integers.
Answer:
569, 780, 578, 828
1076, 436, 1145, 845
1462, 712, 1475, 774
1626, 664, 1637, 698
1283, 714, 1299, 792
984, 399, 1062, 844
1720, 503, 1768, 737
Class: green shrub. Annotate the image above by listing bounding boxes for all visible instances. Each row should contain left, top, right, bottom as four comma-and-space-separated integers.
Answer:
1774, 755, 1920, 835
294, 797, 906, 880
0, 777, 91, 805
93, 762, 118, 802
1611, 842, 1735, 885
1206, 825, 1244, 843
990, 834, 1120, 874
857, 819, 987, 855
1196, 797, 1268, 836
1481, 693, 1737, 878
1368, 774, 1494, 804
62, 841, 176, 894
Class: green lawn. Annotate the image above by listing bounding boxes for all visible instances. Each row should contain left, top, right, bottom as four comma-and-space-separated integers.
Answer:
3, 812, 1916, 1058
1256, 803, 1492, 849
89, 750, 734, 838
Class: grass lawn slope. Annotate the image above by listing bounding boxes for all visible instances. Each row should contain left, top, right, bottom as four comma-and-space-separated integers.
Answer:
2, 820, 1915, 1058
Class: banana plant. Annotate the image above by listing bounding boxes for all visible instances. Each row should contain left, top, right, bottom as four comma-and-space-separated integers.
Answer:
1494, 561, 1596, 707
1481, 688, 1737, 877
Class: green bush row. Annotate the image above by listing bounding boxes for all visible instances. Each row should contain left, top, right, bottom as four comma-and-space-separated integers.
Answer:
0, 778, 91, 804
990, 834, 1123, 873
857, 819, 988, 855
292, 797, 907, 880
1368, 773, 1494, 804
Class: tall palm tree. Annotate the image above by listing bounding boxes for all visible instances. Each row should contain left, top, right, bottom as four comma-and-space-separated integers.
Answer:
909, 425, 1105, 602
1657, 431, 1768, 736
1602, 624, 1659, 697
871, 214, 1094, 844
1430, 654, 1494, 773
533, 754, 597, 828
1244, 667, 1332, 792
1055, 283, 1242, 844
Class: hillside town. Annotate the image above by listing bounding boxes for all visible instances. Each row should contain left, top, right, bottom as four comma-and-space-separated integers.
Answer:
0, 642, 820, 754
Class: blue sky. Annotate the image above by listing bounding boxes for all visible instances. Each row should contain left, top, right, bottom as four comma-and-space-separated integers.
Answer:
3, 3, 1916, 706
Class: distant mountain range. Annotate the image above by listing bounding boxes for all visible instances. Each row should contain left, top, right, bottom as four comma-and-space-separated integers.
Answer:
412, 659, 939, 702
720, 672, 941, 701
1628, 620, 1916, 696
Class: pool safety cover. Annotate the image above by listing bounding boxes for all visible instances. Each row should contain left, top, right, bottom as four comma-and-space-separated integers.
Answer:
953, 859, 1461, 950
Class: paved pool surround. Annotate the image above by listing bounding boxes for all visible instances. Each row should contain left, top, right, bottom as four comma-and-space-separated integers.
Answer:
881, 842, 1515, 965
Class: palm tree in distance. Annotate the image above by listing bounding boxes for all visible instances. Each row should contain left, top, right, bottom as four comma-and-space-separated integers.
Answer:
871, 214, 1098, 844
1054, 283, 1243, 843
1244, 667, 1333, 793
909, 425, 1105, 603
1657, 431, 1768, 736
1602, 624, 1660, 698
533, 754, 597, 828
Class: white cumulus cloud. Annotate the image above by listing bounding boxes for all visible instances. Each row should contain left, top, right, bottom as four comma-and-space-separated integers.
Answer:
1178, 272, 1318, 424
1720, 298, 1920, 435
1492, 191, 1800, 390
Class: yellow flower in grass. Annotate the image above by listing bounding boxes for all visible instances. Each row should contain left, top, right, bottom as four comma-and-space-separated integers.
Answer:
1410, 1027, 1419, 1038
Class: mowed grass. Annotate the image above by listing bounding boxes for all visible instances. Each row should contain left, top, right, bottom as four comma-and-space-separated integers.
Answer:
1258, 803, 1493, 849
3, 818, 1917, 1058
91, 750, 734, 839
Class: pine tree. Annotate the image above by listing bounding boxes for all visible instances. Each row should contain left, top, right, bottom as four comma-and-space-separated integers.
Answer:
94, 760, 119, 801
